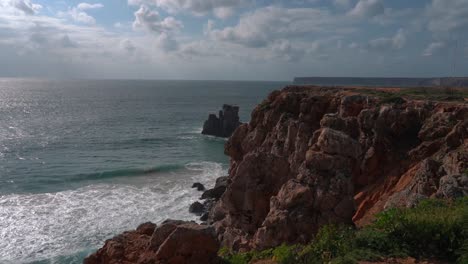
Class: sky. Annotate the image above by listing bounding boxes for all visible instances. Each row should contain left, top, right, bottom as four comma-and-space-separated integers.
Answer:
0, 0, 467, 80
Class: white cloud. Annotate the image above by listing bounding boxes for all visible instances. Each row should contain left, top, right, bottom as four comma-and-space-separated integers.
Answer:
271, 39, 305, 62
58, 3, 103, 25
213, 6, 235, 19
348, 0, 384, 18
128, 0, 244, 18
367, 29, 406, 51
0, 0, 42, 15
422, 42, 445, 57
120, 38, 136, 54
155, 33, 179, 51
132, 5, 183, 34
425, 0, 468, 34
77, 3, 104, 10
59, 35, 78, 48
207, 6, 353, 48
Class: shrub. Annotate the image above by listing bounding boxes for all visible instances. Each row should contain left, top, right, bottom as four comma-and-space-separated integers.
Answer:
220, 198, 468, 264
379, 96, 406, 105
298, 225, 356, 263
369, 198, 468, 261
272, 244, 298, 264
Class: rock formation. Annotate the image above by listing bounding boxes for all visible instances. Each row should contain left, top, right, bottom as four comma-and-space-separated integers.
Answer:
84, 220, 220, 264
208, 86, 467, 251
87, 86, 467, 263
202, 104, 242, 138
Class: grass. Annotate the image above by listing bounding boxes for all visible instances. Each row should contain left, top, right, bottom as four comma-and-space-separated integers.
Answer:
354, 87, 468, 103
220, 198, 468, 264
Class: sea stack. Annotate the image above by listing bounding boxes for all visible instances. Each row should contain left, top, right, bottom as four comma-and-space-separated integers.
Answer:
202, 104, 241, 138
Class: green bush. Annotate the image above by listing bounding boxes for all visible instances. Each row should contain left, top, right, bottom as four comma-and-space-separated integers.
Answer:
298, 225, 356, 263
369, 198, 467, 261
378, 96, 406, 105
220, 198, 468, 264
271, 244, 297, 264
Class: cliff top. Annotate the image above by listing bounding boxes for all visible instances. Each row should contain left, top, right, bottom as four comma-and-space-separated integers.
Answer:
283, 85, 468, 104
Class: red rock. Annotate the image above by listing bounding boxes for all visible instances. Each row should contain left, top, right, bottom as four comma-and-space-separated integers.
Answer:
85, 220, 220, 264
86, 86, 468, 260
209, 86, 467, 248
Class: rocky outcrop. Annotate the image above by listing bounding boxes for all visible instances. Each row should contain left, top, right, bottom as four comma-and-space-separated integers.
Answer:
208, 86, 467, 251
202, 104, 242, 138
88, 86, 467, 263
84, 220, 220, 264
190, 176, 229, 222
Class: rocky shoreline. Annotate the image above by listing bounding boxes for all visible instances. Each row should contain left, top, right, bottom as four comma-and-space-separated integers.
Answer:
85, 86, 467, 263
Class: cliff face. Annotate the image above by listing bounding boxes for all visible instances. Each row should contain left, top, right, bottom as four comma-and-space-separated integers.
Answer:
86, 86, 467, 263
209, 86, 467, 251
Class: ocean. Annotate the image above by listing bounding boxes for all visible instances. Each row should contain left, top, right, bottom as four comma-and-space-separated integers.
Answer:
0, 79, 289, 263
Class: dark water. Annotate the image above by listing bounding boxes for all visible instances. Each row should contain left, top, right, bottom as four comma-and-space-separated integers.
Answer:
0, 79, 288, 263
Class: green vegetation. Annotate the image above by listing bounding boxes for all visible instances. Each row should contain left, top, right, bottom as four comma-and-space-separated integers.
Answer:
220, 198, 468, 264
355, 87, 468, 102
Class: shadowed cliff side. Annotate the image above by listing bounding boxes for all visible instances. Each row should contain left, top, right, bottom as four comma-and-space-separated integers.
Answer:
209, 86, 467, 251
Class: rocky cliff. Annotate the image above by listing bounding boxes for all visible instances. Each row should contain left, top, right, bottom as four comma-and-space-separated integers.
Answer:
86, 86, 467, 263
202, 104, 242, 138
209, 86, 467, 251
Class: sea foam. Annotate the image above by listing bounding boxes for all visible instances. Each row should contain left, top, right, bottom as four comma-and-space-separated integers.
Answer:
0, 161, 224, 263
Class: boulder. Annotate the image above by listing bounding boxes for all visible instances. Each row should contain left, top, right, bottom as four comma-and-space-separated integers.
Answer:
201, 177, 229, 200
154, 223, 220, 264
189, 201, 204, 215
85, 220, 221, 264
192, 182, 205, 191
202, 104, 242, 138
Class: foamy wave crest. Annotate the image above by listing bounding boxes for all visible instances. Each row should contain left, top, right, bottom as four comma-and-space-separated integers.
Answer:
0, 161, 225, 263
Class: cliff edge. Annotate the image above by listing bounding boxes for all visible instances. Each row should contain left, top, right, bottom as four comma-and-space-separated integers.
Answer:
209, 86, 467, 251
86, 86, 467, 263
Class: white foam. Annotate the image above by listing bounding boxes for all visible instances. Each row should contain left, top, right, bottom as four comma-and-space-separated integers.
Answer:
0, 161, 226, 263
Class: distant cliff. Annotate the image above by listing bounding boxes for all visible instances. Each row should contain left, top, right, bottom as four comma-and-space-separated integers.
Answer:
294, 77, 468, 87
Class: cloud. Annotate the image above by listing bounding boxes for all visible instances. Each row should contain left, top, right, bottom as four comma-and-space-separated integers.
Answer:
367, 29, 406, 51
128, 0, 244, 18
59, 35, 78, 48
1, 0, 42, 15
207, 6, 353, 48
422, 42, 445, 56
58, 3, 104, 25
425, 0, 468, 34
120, 38, 136, 54
271, 39, 306, 62
333, 0, 352, 9
132, 5, 183, 34
348, 0, 384, 18
155, 33, 179, 51
77, 3, 104, 10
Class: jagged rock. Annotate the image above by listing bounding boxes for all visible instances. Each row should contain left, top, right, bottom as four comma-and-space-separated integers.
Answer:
85, 220, 221, 264
136, 222, 157, 236
201, 176, 229, 200
87, 85, 467, 260
202, 104, 242, 138
208, 86, 467, 250
200, 212, 209, 222
189, 201, 204, 215
192, 182, 205, 191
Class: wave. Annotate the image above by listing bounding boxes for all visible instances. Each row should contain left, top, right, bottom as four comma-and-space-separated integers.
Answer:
69, 164, 186, 182
0, 161, 226, 264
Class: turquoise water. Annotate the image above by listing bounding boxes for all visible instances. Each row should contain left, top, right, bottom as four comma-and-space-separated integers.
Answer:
0, 79, 288, 263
